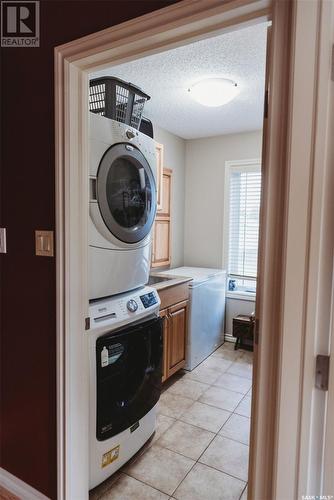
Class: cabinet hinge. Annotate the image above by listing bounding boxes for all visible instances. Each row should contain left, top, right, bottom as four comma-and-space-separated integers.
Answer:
315, 355, 330, 391
85, 317, 90, 330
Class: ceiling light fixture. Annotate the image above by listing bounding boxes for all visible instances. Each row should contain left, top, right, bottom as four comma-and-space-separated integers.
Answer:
188, 78, 239, 107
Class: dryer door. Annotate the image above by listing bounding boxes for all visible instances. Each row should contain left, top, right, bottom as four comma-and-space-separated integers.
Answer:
96, 143, 156, 244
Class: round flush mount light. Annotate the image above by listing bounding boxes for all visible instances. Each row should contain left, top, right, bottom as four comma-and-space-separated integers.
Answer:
188, 78, 239, 107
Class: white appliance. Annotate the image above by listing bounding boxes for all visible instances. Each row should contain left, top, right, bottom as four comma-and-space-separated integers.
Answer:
89, 113, 157, 300
88, 286, 162, 490
162, 267, 227, 370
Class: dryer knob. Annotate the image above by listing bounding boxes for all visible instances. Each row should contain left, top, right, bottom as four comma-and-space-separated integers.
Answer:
127, 299, 138, 312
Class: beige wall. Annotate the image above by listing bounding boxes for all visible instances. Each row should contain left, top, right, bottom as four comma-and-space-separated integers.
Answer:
183, 131, 263, 268
154, 125, 186, 267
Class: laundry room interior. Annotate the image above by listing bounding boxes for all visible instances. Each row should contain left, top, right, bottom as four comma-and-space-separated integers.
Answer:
88, 21, 267, 500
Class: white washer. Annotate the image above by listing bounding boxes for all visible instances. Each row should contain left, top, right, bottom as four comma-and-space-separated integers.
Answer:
89, 286, 162, 490
162, 267, 227, 370
89, 113, 157, 300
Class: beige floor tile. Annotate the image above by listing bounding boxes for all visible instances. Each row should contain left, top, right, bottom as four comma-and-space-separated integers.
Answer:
152, 414, 176, 443
174, 462, 245, 500
158, 392, 194, 419
234, 396, 252, 418
200, 435, 249, 481
211, 346, 243, 362
219, 414, 250, 445
185, 365, 221, 385
125, 445, 194, 496
240, 485, 248, 499
166, 377, 209, 400
214, 373, 252, 395
199, 385, 244, 412
226, 361, 252, 380
201, 356, 233, 373
99, 473, 169, 499
157, 420, 215, 460
180, 401, 231, 433
90, 472, 122, 499
240, 351, 253, 363
220, 342, 236, 351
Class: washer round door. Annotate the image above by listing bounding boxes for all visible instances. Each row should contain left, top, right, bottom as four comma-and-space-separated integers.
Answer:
97, 143, 156, 244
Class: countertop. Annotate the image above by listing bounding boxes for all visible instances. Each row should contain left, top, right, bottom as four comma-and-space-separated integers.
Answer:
149, 271, 192, 291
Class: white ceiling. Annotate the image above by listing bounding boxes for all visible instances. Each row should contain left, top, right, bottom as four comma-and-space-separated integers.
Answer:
92, 23, 268, 139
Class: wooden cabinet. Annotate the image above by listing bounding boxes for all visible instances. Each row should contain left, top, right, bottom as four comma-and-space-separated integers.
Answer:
160, 308, 169, 383
167, 300, 188, 377
152, 219, 170, 267
152, 168, 172, 268
155, 142, 164, 211
160, 300, 188, 381
158, 283, 189, 382
160, 169, 171, 217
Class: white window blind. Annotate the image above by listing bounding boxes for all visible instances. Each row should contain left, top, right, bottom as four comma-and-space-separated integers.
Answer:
228, 167, 261, 281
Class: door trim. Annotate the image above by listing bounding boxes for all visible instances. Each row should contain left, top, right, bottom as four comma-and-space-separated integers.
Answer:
54, 0, 333, 498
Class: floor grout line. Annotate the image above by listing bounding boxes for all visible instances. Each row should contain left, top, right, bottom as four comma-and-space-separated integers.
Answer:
121, 470, 173, 497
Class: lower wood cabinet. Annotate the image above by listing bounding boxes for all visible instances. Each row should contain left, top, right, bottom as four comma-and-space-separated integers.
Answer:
160, 299, 188, 382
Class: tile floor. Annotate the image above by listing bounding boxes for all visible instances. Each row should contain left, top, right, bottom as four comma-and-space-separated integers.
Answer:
90, 342, 253, 500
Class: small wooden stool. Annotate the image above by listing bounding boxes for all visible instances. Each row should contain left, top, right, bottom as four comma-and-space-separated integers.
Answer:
233, 314, 255, 351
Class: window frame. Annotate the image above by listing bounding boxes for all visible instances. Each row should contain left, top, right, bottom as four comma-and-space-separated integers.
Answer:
223, 158, 262, 293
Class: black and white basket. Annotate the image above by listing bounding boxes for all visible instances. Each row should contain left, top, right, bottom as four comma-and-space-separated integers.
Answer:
89, 77, 150, 130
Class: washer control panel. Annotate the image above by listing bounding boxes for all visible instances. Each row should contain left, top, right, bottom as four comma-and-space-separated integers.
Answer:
140, 291, 158, 309
89, 286, 160, 330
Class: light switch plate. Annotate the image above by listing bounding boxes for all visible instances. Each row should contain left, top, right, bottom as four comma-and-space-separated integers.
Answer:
35, 230, 54, 257
0, 228, 7, 253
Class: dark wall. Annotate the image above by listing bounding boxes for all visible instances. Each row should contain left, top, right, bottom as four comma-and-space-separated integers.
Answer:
0, 1, 179, 498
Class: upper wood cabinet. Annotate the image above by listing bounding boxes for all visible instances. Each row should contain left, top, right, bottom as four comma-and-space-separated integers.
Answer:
160, 169, 172, 217
152, 219, 170, 267
152, 167, 172, 268
155, 142, 164, 211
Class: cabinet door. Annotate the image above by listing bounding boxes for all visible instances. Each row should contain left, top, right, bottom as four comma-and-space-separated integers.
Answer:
167, 300, 188, 377
160, 169, 172, 217
155, 143, 164, 211
160, 308, 168, 383
151, 219, 171, 268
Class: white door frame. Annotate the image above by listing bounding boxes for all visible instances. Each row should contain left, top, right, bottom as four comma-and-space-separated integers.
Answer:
54, 0, 334, 499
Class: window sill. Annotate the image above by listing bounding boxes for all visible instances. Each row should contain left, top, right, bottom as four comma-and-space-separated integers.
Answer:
226, 291, 256, 301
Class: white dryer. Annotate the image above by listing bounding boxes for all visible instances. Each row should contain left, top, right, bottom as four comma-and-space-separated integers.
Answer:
89, 113, 157, 300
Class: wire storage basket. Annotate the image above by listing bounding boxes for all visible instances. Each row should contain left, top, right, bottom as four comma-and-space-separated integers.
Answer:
89, 77, 150, 130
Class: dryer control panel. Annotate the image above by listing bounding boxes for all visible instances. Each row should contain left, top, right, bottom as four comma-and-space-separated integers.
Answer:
89, 286, 160, 331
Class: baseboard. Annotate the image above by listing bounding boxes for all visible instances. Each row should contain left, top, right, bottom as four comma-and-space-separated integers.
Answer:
224, 333, 236, 343
0, 468, 50, 500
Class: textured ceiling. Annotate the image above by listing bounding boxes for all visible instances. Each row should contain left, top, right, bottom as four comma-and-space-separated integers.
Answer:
92, 23, 268, 139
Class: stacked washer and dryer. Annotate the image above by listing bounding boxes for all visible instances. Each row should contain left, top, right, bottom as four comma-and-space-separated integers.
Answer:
88, 78, 162, 489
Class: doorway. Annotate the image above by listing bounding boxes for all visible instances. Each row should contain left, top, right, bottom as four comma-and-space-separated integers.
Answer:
55, 1, 333, 499
87, 22, 266, 498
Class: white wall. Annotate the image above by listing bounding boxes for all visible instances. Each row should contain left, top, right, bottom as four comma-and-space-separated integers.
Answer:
183, 131, 263, 268
154, 125, 186, 267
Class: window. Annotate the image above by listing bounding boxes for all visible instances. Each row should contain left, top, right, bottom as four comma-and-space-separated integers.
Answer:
225, 161, 262, 293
